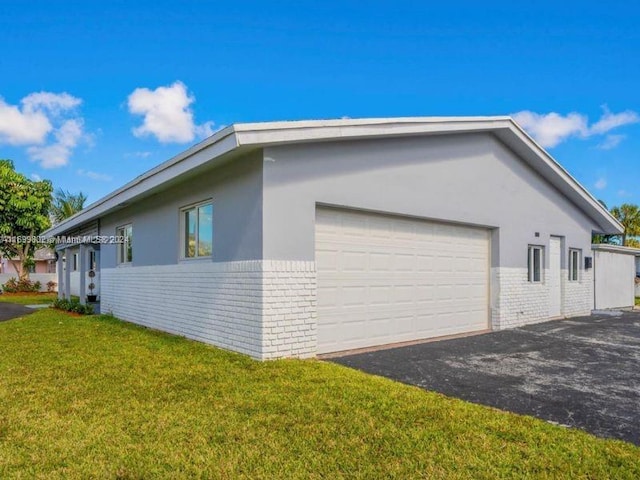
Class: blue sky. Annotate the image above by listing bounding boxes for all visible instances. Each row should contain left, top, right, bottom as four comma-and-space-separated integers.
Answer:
0, 1, 638, 207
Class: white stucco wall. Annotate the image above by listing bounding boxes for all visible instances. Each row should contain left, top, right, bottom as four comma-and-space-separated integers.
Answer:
594, 249, 636, 309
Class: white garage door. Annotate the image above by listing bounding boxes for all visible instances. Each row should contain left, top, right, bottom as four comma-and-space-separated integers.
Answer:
316, 207, 490, 354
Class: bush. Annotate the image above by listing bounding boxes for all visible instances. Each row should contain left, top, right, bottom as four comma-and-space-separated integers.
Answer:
52, 298, 94, 315
46, 281, 57, 293
2, 277, 41, 293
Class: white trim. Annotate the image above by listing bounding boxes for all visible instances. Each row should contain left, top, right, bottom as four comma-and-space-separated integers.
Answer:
528, 245, 544, 283
116, 223, 133, 265
43, 117, 624, 237
591, 244, 640, 255
179, 199, 213, 260
568, 248, 581, 282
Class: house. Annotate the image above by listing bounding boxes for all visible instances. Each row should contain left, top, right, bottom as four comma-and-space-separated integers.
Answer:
44, 117, 623, 360
0, 248, 58, 292
0, 248, 57, 275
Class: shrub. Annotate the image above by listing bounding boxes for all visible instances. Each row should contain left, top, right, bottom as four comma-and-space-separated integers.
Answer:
2, 277, 41, 293
46, 281, 57, 293
51, 298, 93, 315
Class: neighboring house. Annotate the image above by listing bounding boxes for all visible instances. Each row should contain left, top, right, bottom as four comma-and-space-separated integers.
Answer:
0, 248, 58, 292
0, 248, 57, 275
45, 117, 623, 360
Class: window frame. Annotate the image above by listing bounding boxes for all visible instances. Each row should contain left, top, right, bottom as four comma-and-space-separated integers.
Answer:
527, 245, 544, 283
116, 223, 133, 265
180, 200, 213, 260
72, 253, 78, 271
568, 248, 581, 282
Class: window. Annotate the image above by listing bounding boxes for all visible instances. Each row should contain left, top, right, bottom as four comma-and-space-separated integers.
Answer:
182, 201, 213, 258
27, 264, 36, 274
116, 224, 133, 264
89, 250, 96, 270
72, 253, 78, 271
569, 248, 580, 282
528, 245, 543, 283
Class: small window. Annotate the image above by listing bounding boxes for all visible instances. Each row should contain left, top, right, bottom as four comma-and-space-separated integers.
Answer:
528, 246, 543, 283
73, 253, 78, 271
116, 224, 133, 264
89, 250, 96, 270
569, 249, 580, 282
181, 201, 213, 258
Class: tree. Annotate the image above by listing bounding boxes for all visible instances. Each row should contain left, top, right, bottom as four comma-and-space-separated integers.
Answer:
0, 160, 53, 280
610, 203, 640, 246
51, 188, 87, 223
592, 199, 620, 245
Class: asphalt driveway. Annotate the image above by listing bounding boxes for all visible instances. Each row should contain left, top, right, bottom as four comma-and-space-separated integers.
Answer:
0, 302, 33, 322
332, 312, 640, 445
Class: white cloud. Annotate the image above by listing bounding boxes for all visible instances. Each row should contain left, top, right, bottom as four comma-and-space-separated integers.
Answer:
590, 107, 639, 135
124, 151, 153, 159
597, 134, 626, 150
511, 111, 588, 148
28, 119, 84, 168
0, 97, 52, 145
77, 168, 112, 181
512, 106, 639, 149
21, 92, 82, 116
0, 92, 87, 168
30, 173, 42, 181
594, 177, 607, 190
127, 81, 214, 143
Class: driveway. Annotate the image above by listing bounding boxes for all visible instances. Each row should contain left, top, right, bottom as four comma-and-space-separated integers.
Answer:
332, 312, 640, 445
0, 301, 33, 322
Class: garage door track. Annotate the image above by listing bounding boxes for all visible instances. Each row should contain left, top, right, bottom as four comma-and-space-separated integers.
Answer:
332, 312, 640, 445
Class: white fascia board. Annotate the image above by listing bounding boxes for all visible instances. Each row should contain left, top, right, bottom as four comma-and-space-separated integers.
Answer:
43, 115, 622, 238
234, 117, 513, 146
500, 122, 623, 235
591, 244, 640, 255
45, 128, 239, 237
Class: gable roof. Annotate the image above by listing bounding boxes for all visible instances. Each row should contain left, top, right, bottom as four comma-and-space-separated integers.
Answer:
44, 116, 623, 236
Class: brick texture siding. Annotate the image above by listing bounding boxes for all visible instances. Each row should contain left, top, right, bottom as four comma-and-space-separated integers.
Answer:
101, 261, 315, 360
491, 267, 593, 330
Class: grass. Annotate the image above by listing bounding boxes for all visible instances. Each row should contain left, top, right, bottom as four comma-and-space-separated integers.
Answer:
635, 296, 640, 306
0, 292, 56, 305
0, 310, 638, 479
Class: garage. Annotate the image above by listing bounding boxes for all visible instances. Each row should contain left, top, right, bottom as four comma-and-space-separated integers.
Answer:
315, 207, 491, 354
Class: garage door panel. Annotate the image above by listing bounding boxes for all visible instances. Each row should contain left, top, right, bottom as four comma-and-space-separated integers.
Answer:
316, 208, 490, 354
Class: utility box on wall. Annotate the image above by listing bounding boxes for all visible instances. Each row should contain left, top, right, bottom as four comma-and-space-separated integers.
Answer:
584, 256, 593, 269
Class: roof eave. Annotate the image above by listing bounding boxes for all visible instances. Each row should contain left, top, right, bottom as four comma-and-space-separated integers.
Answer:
43, 116, 623, 238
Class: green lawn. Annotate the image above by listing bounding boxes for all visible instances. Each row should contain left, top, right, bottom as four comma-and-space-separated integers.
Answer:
0, 292, 56, 305
635, 296, 640, 306
0, 310, 638, 479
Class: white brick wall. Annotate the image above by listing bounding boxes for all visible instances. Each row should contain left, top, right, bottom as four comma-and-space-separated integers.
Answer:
101, 261, 316, 360
261, 261, 316, 360
562, 268, 593, 317
491, 267, 593, 330
101, 262, 594, 360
